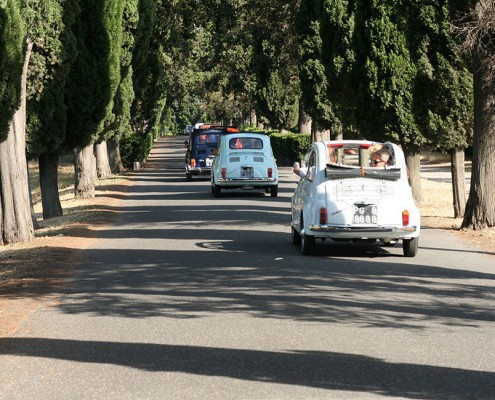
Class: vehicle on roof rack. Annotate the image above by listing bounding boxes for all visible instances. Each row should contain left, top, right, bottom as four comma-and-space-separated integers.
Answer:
184, 126, 239, 181
291, 140, 420, 257
184, 124, 193, 135
210, 132, 279, 197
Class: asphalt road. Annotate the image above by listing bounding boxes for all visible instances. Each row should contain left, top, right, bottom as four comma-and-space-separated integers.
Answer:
1, 136, 494, 399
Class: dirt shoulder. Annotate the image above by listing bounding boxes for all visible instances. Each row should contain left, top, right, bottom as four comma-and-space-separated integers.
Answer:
1, 172, 494, 338
420, 178, 495, 254
0, 176, 131, 337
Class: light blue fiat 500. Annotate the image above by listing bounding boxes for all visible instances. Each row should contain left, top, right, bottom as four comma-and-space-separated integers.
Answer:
211, 132, 279, 197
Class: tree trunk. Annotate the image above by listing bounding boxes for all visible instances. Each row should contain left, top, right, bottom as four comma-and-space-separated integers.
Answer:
462, 67, 495, 230
403, 144, 422, 204
310, 121, 317, 143
74, 144, 97, 199
95, 140, 112, 179
39, 152, 63, 219
107, 136, 124, 174
316, 129, 330, 141
250, 110, 257, 127
0, 42, 34, 245
450, 147, 467, 218
332, 129, 344, 141
298, 105, 312, 134
26, 164, 40, 230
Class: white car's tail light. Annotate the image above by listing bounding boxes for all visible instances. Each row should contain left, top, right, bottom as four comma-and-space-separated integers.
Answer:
268, 168, 273, 178
221, 167, 226, 179
402, 210, 410, 226
320, 208, 327, 225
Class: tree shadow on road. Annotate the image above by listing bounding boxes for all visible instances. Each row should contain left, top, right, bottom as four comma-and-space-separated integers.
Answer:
1, 337, 493, 399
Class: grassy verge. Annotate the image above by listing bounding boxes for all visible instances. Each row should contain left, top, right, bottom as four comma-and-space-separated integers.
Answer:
28, 156, 75, 205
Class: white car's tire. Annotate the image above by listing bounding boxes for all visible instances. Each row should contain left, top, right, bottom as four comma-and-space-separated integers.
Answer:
291, 226, 301, 245
301, 230, 315, 255
403, 237, 419, 257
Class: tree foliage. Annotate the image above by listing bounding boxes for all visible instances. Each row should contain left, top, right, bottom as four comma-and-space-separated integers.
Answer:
319, 0, 356, 134
105, 0, 139, 141
353, 1, 421, 145
131, 0, 163, 136
298, 11, 335, 131
0, 0, 25, 141
248, 0, 300, 130
24, 0, 78, 158
64, 0, 113, 150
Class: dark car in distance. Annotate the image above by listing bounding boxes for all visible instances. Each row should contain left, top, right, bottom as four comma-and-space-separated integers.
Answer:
184, 126, 239, 181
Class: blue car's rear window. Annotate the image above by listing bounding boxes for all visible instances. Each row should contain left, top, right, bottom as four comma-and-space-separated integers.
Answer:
229, 137, 263, 149
194, 133, 220, 145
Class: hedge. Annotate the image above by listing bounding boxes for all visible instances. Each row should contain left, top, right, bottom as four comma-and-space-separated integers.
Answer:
269, 132, 311, 166
120, 131, 154, 168
242, 126, 312, 166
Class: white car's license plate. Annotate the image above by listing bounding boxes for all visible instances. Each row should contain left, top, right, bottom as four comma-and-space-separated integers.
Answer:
353, 204, 378, 224
241, 167, 254, 178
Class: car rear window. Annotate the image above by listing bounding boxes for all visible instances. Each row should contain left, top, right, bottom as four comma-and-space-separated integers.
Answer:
325, 143, 400, 180
327, 143, 395, 167
195, 133, 220, 145
229, 137, 263, 149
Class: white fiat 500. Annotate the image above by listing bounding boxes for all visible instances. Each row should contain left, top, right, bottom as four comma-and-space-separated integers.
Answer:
211, 132, 279, 197
291, 140, 420, 257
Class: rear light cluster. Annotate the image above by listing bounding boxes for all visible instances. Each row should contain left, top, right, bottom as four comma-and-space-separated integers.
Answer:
221, 168, 226, 179
268, 168, 273, 178
402, 210, 410, 226
320, 208, 327, 225
191, 159, 196, 167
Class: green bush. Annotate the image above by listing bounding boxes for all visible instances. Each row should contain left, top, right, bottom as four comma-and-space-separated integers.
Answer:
241, 126, 312, 165
269, 132, 311, 166
120, 132, 154, 168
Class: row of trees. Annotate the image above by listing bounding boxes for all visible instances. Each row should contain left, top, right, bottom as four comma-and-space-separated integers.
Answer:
1, 0, 191, 245
0, 0, 494, 246
181, 0, 494, 230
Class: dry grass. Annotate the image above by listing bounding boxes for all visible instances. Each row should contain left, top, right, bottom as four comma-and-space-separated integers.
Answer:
420, 178, 495, 253
28, 156, 75, 205
0, 172, 131, 337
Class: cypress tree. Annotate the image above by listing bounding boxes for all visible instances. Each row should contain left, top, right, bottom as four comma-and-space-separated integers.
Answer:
24, 0, 78, 219
64, 0, 124, 198
0, 0, 24, 140
106, 0, 138, 173
0, 0, 34, 245
249, 0, 300, 130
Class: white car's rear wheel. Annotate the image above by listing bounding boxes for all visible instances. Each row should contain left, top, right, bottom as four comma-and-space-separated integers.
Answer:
291, 226, 301, 245
403, 237, 419, 257
301, 231, 315, 255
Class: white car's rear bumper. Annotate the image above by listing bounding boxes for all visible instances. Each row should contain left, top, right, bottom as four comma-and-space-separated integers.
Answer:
309, 224, 419, 239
